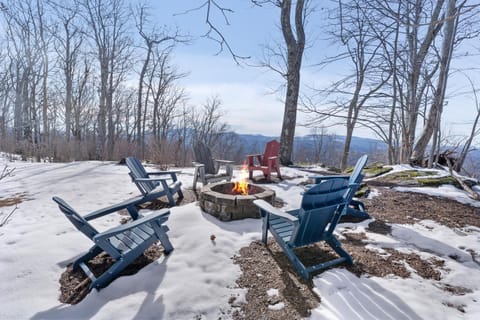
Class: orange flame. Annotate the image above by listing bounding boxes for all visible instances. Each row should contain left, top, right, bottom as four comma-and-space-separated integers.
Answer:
232, 162, 249, 195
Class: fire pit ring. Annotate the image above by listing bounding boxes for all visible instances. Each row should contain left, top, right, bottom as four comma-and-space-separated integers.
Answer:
199, 182, 275, 221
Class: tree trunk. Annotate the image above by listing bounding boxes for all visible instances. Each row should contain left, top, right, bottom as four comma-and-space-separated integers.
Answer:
454, 75, 480, 172
97, 60, 108, 159
401, 0, 445, 162
279, 0, 305, 166
136, 43, 152, 158
411, 0, 457, 164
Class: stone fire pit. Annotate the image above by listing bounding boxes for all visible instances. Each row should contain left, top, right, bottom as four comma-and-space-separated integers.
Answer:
199, 182, 275, 221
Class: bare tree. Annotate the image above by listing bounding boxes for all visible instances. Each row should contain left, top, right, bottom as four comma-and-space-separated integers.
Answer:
81, 0, 132, 160
191, 95, 228, 147
133, 3, 184, 158
303, 0, 389, 170
50, 0, 83, 145
277, 0, 306, 165
411, 0, 472, 164
254, 0, 308, 165
453, 74, 480, 173
35, 0, 52, 148
148, 48, 188, 164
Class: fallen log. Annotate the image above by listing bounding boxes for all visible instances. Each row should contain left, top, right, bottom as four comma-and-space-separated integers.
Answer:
446, 158, 480, 201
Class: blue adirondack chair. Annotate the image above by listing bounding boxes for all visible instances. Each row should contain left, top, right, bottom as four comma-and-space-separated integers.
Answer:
254, 178, 357, 280
126, 157, 183, 206
309, 154, 369, 219
52, 196, 174, 290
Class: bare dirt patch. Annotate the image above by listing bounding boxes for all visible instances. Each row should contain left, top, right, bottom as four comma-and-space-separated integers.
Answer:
59, 245, 164, 304
232, 240, 320, 320
363, 187, 480, 228
0, 193, 28, 207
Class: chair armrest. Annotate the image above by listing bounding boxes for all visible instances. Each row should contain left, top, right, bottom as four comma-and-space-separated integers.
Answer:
146, 171, 180, 182
84, 196, 145, 221
94, 209, 170, 240
253, 199, 298, 223
192, 162, 205, 168
134, 177, 171, 182
214, 159, 234, 164
310, 175, 350, 184
147, 170, 181, 176
247, 154, 263, 166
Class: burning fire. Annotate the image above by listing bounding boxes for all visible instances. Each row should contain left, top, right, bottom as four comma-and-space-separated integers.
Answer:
232, 162, 249, 195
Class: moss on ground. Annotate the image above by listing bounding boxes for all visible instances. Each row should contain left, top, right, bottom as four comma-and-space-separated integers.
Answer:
417, 176, 456, 187
383, 170, 436, 181
364, 166, 393, 177
418, 176, 478, 188
355, 184, 370, 197
344, 162, 392, 178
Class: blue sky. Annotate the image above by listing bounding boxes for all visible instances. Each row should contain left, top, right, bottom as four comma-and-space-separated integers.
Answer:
152, 1, 478, 142
152, 1, 335, 137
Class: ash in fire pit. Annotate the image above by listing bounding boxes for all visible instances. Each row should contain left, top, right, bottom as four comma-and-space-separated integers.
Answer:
199, 182, 275, 221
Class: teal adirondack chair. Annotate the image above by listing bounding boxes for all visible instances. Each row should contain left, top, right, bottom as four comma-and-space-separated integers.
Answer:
53, 196, 173, 290
309, 154, 369, 219
126, 157, 183, 206
254, 178, 357, 280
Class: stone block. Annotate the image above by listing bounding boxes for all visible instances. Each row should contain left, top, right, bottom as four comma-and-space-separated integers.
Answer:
200, 190, 218, 203
216, 194, 236, 206
235, 195, 256, 205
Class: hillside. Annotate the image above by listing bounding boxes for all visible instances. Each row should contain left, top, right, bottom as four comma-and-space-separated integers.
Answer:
0, 158, 479, 319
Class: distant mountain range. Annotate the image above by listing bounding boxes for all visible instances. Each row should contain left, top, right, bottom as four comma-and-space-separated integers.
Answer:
235, 133, 388, 167
234, 132, 479, 177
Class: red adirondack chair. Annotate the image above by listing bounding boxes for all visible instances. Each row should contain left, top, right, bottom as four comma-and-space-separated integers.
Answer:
247, 140, 282, 181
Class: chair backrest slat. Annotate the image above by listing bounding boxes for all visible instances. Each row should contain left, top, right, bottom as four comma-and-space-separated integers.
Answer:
301, 178, 349, 210
262, 140, 280, 166
52, 196, 98, 240
294, 204, 343, 245
126, 157, 159, 194
293, 179, 350, 247
193, 141, 216, 174
349, 154, 368, 185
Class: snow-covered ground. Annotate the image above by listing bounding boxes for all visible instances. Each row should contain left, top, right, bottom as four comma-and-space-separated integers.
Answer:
1, 158, 479, 319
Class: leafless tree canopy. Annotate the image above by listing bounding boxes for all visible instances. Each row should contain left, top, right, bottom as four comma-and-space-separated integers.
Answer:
301, 0, 480, 172
1, 0, 480, 175
0, 0, 236, 166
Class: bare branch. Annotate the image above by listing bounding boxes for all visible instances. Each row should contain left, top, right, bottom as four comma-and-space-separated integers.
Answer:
0, 205, 18, 227
1, 164, 15, 180
176, 1, 249, 64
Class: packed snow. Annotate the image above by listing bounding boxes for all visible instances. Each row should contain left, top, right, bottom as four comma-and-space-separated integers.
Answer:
1, 156, 479, 319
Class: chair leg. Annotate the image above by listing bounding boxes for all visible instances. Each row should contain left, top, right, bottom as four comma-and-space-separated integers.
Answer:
151, 222, 174, 255
326, 237, 353, 265
226, 164, 233, 181
264, 168, 271, 180
261, 211, 270, 244
177, 189, 184, 200
276, 167, 282, 180
73, 245, 103, 270
90, 258, 131, 289
283, 245, 309, 280
158, 226, 174, 255
193, 169, 199, 191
